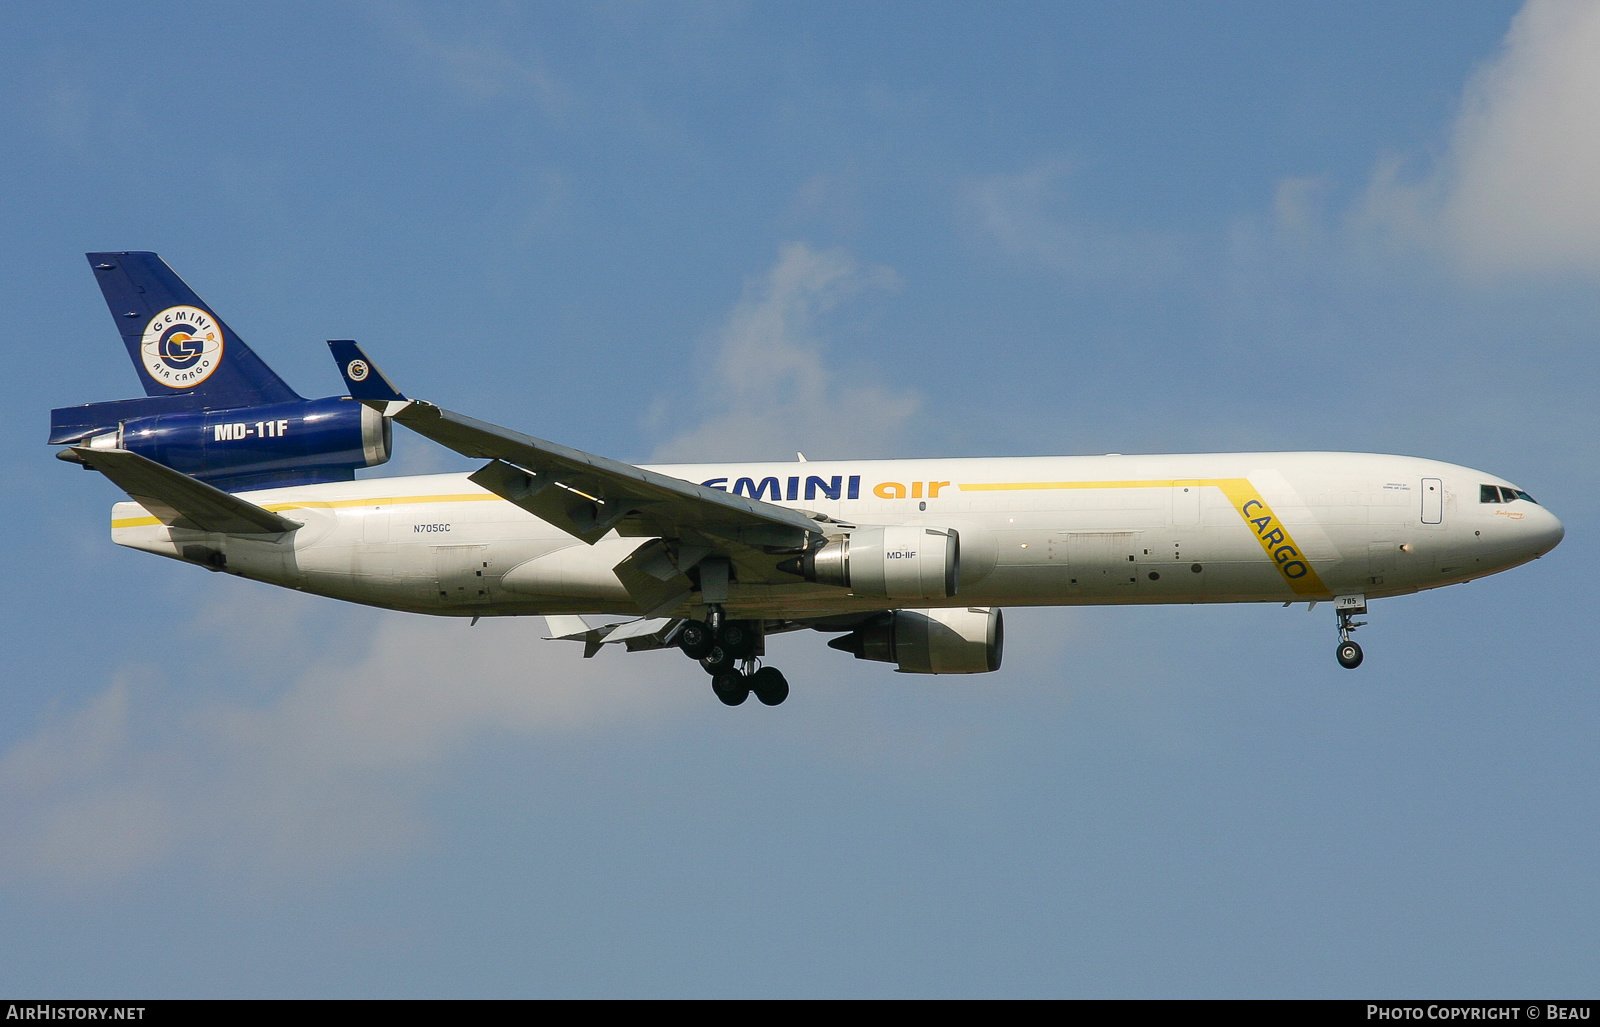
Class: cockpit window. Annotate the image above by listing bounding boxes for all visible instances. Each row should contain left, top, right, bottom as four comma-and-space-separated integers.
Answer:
1484, 484, 1540, 504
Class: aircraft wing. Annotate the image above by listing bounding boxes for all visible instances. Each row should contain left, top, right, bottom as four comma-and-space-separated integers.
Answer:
63, 446, 301, 534
329, 341, 824, 553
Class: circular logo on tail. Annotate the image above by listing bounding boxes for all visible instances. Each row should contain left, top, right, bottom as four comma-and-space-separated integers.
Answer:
346, 359, 370, 382
141, 306, 224, 388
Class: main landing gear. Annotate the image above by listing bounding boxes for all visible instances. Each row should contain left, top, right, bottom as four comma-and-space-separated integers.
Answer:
679, 608, 790, 706
711, 666, 790, 707
1334, 595, 1367, 669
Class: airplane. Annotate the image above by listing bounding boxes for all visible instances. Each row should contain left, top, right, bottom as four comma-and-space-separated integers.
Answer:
51, 252, 1565, 707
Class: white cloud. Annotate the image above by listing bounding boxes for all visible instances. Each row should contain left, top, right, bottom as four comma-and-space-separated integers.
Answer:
368, 1, 568, 114
0, 679, 178, 890
966, 160, 1081, 270
1271, 176, 1333, 246
963, 160, 1190, 281
0, 610, 700, 891
1351, 0, 1600, 278
650, 242, 919, 462
1444, 0, 1600, 275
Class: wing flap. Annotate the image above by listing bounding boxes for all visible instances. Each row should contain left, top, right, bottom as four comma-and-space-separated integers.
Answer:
468, 458, 633, 545
544, 616, 683, 658
610, 538, 695, 618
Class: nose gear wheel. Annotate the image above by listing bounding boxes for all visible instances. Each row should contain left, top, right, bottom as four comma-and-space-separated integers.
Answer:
1334, 601, 1368, 670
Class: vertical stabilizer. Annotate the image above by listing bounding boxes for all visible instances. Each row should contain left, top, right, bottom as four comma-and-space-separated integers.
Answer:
86, 252, 301, 406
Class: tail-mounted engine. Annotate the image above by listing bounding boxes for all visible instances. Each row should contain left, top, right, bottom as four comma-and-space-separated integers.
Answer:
53, 396, 390, 491
780, 525, 960, 599
828, 607, 1004, 674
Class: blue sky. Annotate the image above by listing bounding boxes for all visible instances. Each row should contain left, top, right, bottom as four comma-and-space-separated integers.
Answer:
2, 1, 1597, 997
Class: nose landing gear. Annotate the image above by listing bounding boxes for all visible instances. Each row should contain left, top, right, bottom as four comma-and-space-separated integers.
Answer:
680, 607, 790, 706
1334, 594, 1367, 669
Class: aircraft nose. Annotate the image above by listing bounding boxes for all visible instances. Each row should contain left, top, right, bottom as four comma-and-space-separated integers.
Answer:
1526, 506, 1565, 558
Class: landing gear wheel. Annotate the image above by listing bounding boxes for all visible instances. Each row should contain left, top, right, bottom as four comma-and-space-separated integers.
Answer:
700, 646, 735, 674
749, 666, 789, 706
1334, 600, 1369, 671
678, 620, 714, 660
711, 670, 749, 706
717, 621, 758, 660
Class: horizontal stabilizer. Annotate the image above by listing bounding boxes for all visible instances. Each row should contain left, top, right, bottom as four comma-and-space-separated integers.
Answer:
69, 447, 301, 534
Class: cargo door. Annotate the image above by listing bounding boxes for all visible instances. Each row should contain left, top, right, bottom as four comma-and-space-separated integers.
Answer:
1066, 531, 1141, 589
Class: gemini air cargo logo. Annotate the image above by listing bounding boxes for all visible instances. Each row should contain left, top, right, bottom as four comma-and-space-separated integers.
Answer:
346, 359, 370, 382
141, 306, 224, 388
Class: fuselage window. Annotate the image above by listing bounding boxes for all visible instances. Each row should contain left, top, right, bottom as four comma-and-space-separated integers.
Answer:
1480, 484, 1502, 503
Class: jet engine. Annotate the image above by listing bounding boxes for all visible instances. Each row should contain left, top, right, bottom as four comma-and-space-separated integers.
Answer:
827, 606, 1003, 674
781, 526, 960, 599
56, 396, 391, 490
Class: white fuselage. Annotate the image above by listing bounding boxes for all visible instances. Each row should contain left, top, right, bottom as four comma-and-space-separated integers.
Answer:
109, 452, 1564, 619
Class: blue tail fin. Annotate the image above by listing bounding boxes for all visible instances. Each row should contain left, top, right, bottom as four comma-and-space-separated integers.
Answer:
87, 252, 301, 407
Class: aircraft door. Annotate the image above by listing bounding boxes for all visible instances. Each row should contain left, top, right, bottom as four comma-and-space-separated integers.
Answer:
1421, 478, 1443, 524
356, 505, 393, 581
360, 505, 390, 544
434, 544, 490, 605
1367, 541, 1394, 586
1171, 485, 1200, 527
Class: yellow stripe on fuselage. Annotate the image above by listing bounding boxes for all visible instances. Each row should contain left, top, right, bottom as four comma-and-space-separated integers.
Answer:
109, 492, 500, 529
958, 477, 1328, 595
959, 478, 1212, 492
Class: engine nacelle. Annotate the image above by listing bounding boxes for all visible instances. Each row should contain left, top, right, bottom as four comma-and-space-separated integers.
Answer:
828, 607, 1003, 674
71, 396, 390, 489
785, 525, 960, 599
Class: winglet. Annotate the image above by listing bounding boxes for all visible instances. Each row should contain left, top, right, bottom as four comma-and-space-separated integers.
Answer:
329, 341, 406, 406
